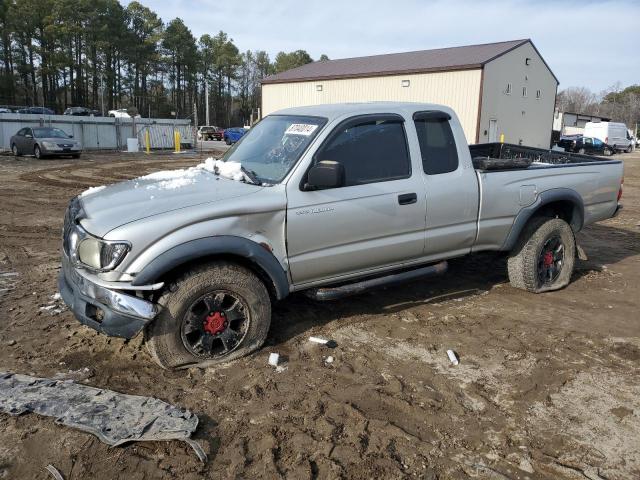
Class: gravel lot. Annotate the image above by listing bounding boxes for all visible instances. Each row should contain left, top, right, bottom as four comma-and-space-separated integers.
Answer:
0, 149, 638, 479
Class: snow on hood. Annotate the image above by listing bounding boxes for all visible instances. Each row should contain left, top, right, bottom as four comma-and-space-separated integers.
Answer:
77, 158, 263, 237
80, 185, 106, 197
79, 158, 248, 197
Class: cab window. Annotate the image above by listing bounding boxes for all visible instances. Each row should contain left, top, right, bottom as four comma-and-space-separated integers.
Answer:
314, 116, 411, 186
413, 112, 459, 175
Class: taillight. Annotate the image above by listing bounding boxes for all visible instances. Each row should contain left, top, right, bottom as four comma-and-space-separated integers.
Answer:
617, 176, 624, 201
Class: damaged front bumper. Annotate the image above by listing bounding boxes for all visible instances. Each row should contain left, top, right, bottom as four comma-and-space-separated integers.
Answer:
59, 255, 158, 339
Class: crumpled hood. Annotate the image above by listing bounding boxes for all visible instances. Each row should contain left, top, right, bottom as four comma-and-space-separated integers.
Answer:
79, 165, 263, 237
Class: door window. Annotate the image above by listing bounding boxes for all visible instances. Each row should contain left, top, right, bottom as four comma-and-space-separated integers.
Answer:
16, 128, 27, 136
584, 137, 593, 145
593, 138, 603, 146
314, 116, 410, 186
414, 113, 459, 175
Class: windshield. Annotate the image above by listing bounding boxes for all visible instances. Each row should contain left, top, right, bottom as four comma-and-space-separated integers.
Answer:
33, 128, 69, 138
221, 115, 326, 184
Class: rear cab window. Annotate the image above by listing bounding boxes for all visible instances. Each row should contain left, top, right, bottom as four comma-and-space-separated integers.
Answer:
413, 111, 459, 175
313, 114, 411, 186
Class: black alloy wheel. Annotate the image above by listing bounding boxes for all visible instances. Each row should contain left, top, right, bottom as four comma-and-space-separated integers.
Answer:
180, 290, 250, 359
537, 235, 565, 288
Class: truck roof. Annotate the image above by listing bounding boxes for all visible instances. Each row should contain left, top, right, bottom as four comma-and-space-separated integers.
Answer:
270, 102, 456, 121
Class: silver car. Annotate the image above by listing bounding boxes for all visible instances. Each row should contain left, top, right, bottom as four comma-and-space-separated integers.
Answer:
10, 127, 82, 159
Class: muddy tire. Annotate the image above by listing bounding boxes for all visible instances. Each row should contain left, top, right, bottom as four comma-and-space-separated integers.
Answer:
145, 261, 271, 369
507, 217, 576, 293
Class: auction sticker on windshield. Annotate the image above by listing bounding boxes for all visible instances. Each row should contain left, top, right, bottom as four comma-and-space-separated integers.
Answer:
285, 124, 319, 136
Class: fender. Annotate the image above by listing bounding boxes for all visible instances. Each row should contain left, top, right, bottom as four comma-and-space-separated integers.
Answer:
130, 236, 290, 299
501, 188, 584, 251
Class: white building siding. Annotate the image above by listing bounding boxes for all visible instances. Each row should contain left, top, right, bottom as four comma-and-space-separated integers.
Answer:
262, 69, 482, 143
479, 42, 557, 148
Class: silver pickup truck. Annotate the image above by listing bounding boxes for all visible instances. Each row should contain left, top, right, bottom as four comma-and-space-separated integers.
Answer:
59, 102, 624, 369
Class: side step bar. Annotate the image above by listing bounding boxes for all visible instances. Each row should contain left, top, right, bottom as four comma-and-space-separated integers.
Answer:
305, 261, 448, 301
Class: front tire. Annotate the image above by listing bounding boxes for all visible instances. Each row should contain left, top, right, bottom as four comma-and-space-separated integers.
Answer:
225, 138, 231, 145
11, 144, 21, 157
507, 217, 576, 293
578, 147, 585, 154
34, 145, 42, 159
145, 261, 271, 369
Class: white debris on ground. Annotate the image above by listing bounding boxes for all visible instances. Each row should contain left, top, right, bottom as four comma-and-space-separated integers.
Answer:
79, 185, 106, 197
268, 352, 280, 367
39, 292, 67, 315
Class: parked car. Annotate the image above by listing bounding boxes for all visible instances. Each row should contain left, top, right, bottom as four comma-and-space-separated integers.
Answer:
58, 102, 624, 369
197, 126, 222, 141
108, 108, 140, 118
16, 106, 55, 115
64, 107, 100, 116
223, 127, 246, 144
557, 135, 613, 156
0, 107, 11, 113
10, 127, 82, 159
584, 121, 632, 153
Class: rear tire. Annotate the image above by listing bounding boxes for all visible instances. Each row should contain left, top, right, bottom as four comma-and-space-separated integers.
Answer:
626, 145, 632, 153
578, 147, 585, 154
507, 217, 576, 293
144, 261, 271, 369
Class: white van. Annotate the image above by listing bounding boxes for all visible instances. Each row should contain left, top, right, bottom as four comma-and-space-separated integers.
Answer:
584, 121, 632, 153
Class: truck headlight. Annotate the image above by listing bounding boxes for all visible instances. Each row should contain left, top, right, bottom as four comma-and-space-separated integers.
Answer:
77, 237, 129, 271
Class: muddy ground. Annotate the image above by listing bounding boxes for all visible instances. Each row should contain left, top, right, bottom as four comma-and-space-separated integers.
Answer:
0, 149, 638, 480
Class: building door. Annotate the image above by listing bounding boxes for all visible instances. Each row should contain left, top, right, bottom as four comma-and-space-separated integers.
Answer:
489, 119, 498, 142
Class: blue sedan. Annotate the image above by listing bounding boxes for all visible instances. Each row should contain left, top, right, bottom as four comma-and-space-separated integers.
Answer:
223, 127, 247, 145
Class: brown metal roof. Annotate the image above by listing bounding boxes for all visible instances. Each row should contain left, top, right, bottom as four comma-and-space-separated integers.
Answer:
262, 39, 557, 84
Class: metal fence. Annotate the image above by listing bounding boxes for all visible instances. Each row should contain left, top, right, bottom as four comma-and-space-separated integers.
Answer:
0, 114, 194, 152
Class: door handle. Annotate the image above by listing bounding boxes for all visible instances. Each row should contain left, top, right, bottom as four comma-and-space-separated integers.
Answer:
398, 193, 417, 205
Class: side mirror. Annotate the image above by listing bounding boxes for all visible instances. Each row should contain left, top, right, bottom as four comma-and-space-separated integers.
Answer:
305, 160, 345, 190
68, 134, 74, 138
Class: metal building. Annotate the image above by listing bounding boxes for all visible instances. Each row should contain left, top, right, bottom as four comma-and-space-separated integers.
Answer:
261, 39, 558, 148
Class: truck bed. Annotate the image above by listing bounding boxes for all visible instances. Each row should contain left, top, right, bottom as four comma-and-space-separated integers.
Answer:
469, 142, 616, 171
469, 143, 623, 253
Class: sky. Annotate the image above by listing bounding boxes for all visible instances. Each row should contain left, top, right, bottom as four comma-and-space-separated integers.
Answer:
120, 0, 639, 93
